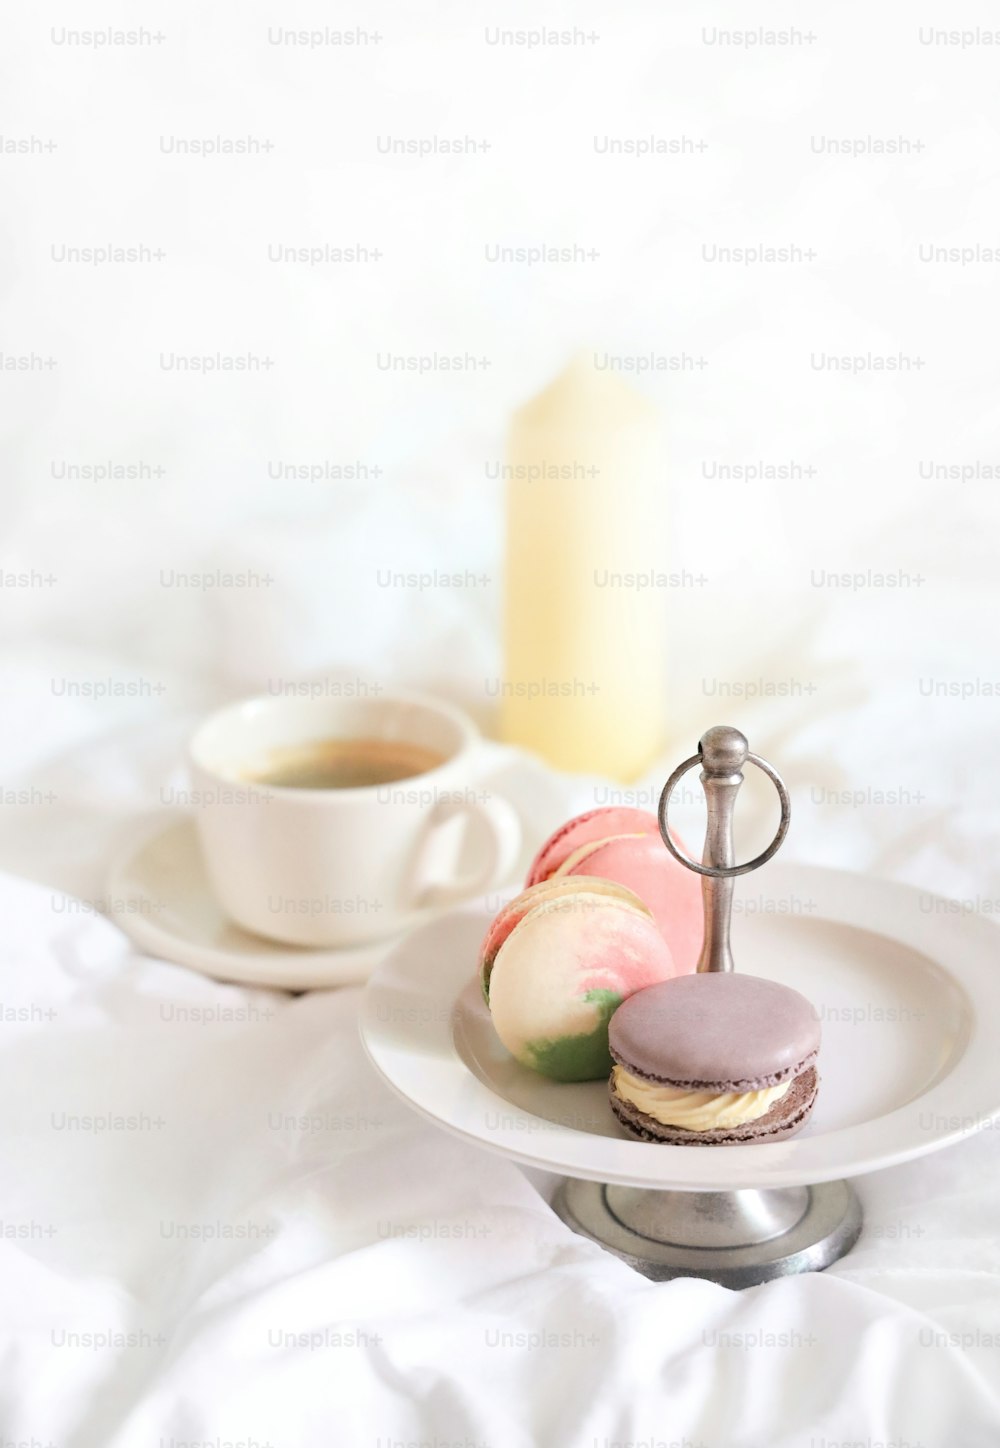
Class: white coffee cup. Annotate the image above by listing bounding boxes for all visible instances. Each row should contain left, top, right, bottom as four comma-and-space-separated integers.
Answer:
189, 689, 521, 948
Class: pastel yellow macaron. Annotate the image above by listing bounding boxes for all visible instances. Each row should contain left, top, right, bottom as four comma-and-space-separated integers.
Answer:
479, 876, 681, 1082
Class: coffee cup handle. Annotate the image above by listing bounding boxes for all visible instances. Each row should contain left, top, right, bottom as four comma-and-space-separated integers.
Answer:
410, 793, 521, 910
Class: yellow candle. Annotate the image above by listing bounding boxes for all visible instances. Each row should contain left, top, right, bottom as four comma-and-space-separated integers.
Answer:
501, 354, 667, 779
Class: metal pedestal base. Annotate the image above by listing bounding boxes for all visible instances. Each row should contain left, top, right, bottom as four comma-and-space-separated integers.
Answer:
553, 1178, 862, 1288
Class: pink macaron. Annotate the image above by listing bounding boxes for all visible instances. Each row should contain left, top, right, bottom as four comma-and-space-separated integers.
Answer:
527, 807, 704, 974
526, 806, 658, 885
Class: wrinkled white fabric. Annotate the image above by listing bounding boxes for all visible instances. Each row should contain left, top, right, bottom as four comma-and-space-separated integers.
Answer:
1, 656, 1000, 1447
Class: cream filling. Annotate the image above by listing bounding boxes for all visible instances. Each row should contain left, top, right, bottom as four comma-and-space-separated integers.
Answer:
612, 1066, 792, 1131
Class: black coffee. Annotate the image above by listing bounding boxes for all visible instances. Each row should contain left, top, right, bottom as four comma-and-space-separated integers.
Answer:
243, 737, 446, 790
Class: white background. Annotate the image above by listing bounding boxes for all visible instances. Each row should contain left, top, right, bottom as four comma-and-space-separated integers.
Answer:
4, 0, 999, 727
5, 0, 1000, 888
3, 2, 1000, 1444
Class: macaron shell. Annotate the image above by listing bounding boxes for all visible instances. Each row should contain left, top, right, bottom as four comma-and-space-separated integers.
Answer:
488, 894, 676, 1081
610, 1065, 819, 1145
477, 875, 651, 1002
609, 973, 821, 1092
559, 832, 704, 975
526, 807, 659, 886
551, 833, 647, 878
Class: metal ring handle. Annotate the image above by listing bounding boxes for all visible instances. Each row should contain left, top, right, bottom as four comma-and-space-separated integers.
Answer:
658, 752, 790, 879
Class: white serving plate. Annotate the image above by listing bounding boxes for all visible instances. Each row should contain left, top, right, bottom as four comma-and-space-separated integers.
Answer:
360, 864, 1000, 1190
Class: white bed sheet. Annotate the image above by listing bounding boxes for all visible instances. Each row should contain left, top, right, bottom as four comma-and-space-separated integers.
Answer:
2, 650, 999, 1448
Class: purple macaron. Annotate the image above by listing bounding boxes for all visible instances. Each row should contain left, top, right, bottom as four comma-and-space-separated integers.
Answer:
608, 973, 820, 1146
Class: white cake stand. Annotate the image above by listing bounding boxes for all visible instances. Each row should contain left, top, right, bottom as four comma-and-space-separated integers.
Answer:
360, 863, 1000, 1287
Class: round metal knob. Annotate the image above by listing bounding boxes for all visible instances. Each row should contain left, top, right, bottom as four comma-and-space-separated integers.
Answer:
698, 725, 749, 778
657, 726, 791, 973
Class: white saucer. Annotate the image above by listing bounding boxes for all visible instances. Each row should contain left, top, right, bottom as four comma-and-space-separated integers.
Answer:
108, 817, 396, 990
360, 863, 1000, 1191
